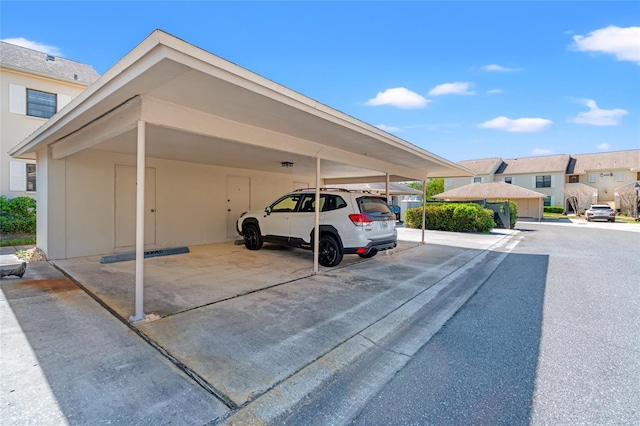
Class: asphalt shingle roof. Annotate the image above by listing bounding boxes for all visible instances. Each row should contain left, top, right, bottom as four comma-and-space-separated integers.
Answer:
456, 157, 503, 175
433, 182, 546, 199
499, 154, 571, 174
570, 150, 640, 174
0, 41, 100, 85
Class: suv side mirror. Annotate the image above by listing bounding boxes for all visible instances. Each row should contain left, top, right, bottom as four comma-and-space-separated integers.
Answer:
265, 207, 272, 215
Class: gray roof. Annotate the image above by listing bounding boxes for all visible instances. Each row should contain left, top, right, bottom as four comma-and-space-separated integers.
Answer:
0, 41, 100, 85
499, 154, 571, 175
326, 182, 422, 195
433, 182, 546, 199
456, 157, 503, 175
569, 150, 640, 174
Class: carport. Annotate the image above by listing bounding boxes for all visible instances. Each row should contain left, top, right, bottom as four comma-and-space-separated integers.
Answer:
433, 182, 546, 220
10, 30, 471, 321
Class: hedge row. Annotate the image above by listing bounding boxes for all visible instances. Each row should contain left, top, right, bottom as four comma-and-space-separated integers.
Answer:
544, 206, 564, 214
404, 203, 496, 233
0, 196, 36, 234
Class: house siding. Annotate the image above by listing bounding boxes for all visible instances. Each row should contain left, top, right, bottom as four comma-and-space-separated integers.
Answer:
44, 149, 317, 259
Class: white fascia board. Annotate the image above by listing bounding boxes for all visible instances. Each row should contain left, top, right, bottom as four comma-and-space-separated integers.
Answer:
140, 96, 428, 179
50, 97, 141, 159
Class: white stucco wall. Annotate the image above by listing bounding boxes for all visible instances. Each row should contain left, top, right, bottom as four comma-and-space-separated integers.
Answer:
43, 148, 315, 259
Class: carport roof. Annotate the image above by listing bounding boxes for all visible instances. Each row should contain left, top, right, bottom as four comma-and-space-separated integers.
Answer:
433, 182, 547, 199
9, 30, 472, 181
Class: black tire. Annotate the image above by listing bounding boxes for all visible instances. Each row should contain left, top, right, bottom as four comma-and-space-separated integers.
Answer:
358, 249, 378, 259
318, 235, 343, 267
243, 224, 263, 250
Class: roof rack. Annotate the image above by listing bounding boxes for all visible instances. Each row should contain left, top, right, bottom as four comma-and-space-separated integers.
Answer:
292, 187, 354, 193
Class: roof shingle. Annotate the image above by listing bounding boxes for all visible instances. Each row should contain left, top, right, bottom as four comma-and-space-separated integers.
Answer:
1, 41, 100, 85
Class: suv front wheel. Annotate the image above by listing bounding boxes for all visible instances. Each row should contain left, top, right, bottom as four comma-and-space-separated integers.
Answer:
318, 235, 343, 267
243, 224, 263, 250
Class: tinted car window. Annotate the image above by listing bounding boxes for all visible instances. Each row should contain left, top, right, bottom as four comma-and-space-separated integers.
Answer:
297, 194, 347, 212
270, 195, 300, 212
357, 196, 393, 215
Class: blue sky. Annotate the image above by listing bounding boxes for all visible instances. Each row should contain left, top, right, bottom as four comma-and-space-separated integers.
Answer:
2, 1, 638, 163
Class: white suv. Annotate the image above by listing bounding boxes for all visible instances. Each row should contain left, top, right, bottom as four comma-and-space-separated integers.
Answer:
236, 188, 397, 267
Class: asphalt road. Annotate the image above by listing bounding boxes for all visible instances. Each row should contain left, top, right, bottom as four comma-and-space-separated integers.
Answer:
281, 223, 640, 425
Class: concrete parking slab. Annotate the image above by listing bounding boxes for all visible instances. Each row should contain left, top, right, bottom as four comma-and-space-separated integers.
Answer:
135, 242, 497, 407
53, 240, 421, 320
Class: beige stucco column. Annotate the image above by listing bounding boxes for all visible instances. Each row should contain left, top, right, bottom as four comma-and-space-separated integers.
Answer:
313, 157, 321, 273
130, 120, 147, 323
421, 179, 427, 244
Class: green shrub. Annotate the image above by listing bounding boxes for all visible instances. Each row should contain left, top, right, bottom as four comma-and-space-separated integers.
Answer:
0, 196, 36, 234
405, 203, 495, 233
544, 206, 564, 214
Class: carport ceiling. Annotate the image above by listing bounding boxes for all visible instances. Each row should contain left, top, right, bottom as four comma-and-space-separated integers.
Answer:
93, 125, 381, 179
11, 30, 472, 181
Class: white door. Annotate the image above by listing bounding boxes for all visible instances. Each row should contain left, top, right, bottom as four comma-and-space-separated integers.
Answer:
227, 176, 251, 238
115, 165, 156, 248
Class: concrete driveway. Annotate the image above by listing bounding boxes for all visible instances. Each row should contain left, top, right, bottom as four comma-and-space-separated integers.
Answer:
3, 227, 516, 423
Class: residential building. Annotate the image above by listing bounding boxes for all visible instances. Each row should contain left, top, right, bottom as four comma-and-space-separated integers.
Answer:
441, 150, 640, 214
1, 41, 99, 198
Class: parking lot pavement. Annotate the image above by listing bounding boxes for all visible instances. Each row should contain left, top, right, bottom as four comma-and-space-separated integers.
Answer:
0, 262, 229, 424
2, 227, 517, 424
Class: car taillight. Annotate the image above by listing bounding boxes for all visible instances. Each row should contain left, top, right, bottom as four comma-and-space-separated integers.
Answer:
349, 213, 372, 226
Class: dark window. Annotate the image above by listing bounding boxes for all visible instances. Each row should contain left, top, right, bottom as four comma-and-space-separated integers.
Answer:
536, 175, 551, 188
568, 175, 579, 183
27, 89, 56, 118
544, 196, 551, 207
357, 196, 392, 215
298, 194, 347, 212
473, 177, 482, 183
26, 164, 36, 192
504, 177, 512, 184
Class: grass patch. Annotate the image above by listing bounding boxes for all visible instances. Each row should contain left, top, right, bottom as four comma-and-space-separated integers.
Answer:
0, 236, 36, 247
543, 212, 568, 220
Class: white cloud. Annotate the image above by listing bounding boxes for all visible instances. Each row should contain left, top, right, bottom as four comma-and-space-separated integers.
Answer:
572, 26, 640, 64
478, 116, 552, 132
375, 124, 403, 132
1, 37, 62, 56
365, 87, 429, 109
487, 89, 503, 95
569, 99, 628, 126
429, 82, 475, 96
481, 64, 521, 72
597, 143, 611, 150
532, 148, 553, 155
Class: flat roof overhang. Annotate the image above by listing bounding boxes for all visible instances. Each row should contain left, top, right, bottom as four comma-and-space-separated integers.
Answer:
10, 30, 472, 181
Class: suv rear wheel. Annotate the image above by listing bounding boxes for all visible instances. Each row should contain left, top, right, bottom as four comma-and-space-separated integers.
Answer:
318, 235, 343, 267
243, 224, 263, 250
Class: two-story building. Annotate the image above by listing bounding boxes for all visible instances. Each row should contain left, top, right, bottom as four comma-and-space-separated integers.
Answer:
1, 41, 99, 198
442, 150, 640, 214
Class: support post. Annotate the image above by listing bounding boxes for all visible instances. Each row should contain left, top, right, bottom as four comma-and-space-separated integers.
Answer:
421, 179, 427, 244
313, 157, 321, 273
385, 173, 390, 204
130, 120, 147, 323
